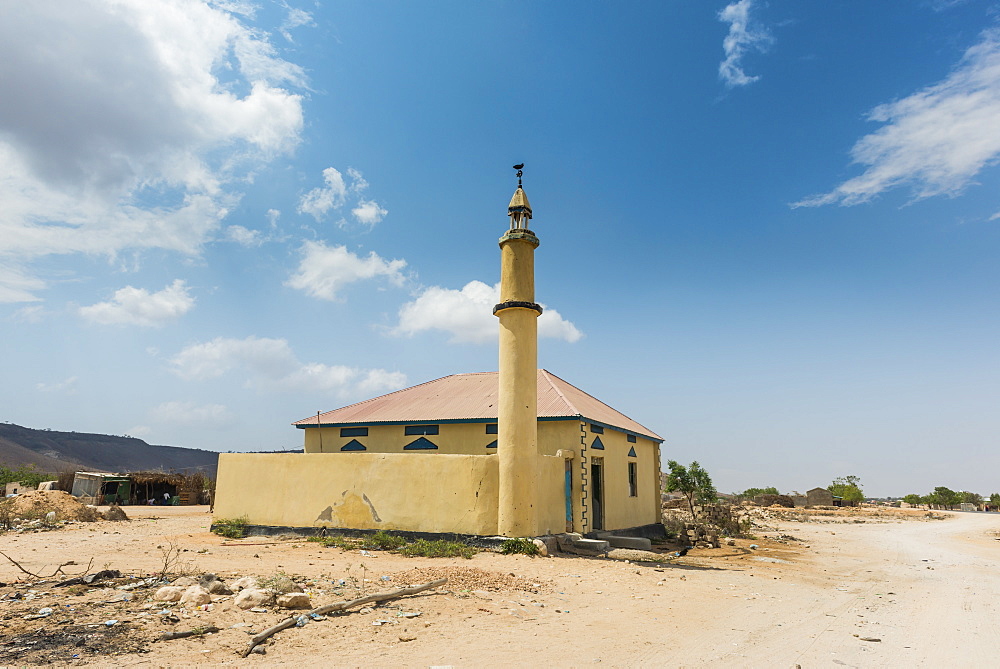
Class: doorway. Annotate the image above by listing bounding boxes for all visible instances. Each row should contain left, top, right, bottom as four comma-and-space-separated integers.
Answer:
590, 457, 604, 531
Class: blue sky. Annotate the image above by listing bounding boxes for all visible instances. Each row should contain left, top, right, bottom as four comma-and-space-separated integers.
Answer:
2, 0, 1000, 497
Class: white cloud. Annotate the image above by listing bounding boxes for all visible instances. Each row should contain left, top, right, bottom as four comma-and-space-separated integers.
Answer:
0, 264, 45, 303
36, 376, 78, 394
151, 400, 233, 426
347, 167, 369, 193
352, 200, 389, 226
286, 241, 407, 301
297, 167, 347, 221
79, 279, 194, 326
226, 225, 263, 246
266, 209, 281, 227
11, 305, 46, 323
0, 0, 305, 301
718, 0, 771, 88
279, 4, 314, 42
795, 29, 1000, 207
169, 335, 407, 396
394, 280, 583, 344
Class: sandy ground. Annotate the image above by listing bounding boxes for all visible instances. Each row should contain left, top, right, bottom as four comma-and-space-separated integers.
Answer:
1, 505, 998, 667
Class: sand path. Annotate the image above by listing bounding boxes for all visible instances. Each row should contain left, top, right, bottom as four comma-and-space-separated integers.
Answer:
1, 507, 998, 666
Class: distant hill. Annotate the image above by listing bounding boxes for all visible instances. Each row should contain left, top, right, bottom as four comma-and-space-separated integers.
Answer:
0, 423, 219, 478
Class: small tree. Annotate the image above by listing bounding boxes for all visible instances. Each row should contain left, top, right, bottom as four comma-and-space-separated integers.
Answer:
663, 460, 717, 516
990, 493, 1000, 508
901, 494, 922, 506
928, 486, 960, 510
742, 487, 779, 498
829, 475, 864, 504
960, 491, 982, 507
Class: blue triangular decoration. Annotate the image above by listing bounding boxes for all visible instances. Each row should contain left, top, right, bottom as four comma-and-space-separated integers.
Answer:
591, 436, 604, 450
628, 446, 637, 457
486, 440, 498, 449
404, 437, 438, 450
341, 439, 366, 451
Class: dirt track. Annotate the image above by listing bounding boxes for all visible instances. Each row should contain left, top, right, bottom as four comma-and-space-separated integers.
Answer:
1, 506, 998, 666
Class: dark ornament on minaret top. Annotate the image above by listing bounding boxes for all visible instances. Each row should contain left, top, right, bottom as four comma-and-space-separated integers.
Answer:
506, 163, 533, 234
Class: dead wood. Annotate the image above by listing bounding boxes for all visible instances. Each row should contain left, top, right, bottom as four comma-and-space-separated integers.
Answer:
0, 551, 94, 581
159, 625, 221, 641
240, 577, 448, 657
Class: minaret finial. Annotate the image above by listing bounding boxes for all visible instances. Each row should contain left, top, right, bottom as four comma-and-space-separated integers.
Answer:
513, 163, 524, 187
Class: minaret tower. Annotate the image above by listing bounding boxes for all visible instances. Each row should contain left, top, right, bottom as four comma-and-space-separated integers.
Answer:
494, 165, 542, 537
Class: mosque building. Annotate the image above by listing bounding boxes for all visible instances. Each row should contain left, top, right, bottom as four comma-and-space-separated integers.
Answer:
213, 170, 664, 538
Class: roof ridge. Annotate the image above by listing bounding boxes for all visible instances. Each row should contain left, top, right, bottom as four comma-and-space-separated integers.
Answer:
538, 369, 581, 416
541, 369, 659, 435
297, 373, 460, 424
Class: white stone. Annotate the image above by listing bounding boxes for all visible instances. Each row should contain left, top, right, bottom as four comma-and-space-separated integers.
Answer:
276, 592, 311, 609
180, 585, 212, 607
235, 588, 276, 610
171, 576, 198, 587
231, 576, 256, 591
154, 586, 184, 602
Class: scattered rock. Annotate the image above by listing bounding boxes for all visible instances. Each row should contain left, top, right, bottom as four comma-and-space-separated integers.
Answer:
199, 574, 233, 595
276, 592, 311, 609
180, 585, 212, 607
154, 586, 185, 602
101, 504, 129, 521
231, 576, 256, 591
235, 588, 276, 610
171, 576, 198, 587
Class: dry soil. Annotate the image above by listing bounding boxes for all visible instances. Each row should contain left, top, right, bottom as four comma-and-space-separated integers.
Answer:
1, 505, 998, 667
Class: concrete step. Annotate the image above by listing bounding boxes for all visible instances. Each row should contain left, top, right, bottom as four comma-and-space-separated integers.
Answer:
598, 535, 652, 551
555, 533, 609, 556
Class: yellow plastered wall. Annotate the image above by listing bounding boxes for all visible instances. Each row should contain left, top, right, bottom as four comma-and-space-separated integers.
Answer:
303, 422, 499, 454
581, 427, 661, 532
303, 418, 582, 456
213, 452, 498, 535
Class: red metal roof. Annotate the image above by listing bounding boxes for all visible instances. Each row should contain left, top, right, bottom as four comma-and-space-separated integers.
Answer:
293, 369, 662, 441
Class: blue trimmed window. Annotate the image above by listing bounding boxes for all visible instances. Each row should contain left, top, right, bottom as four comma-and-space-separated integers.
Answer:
486, 424, 498, 434
486, 440, 497, 449
628, 446, 637, 458
627, 434, 637, 443
341, 439, 366, 451
341, 427, 368, 437
404, 437, 438, 450
590, 424, 604, 434
405, 424, 439, 436
591, 436, 605, 450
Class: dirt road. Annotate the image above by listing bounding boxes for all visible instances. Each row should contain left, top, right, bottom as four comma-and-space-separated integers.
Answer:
1, 506, 997, 667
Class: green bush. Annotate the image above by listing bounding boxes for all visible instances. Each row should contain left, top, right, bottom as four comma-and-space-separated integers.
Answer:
308, 531, 477, 559
397, 539, 477, 559
212, 516, 248, 539
499, 538, 539, 556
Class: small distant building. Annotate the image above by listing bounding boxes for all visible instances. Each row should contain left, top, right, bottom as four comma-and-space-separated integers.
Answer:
4, 481, 27, 496
71, 472, 132, 505
806, 487, 834, 507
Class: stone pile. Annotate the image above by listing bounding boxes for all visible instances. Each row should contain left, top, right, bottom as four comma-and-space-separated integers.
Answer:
153, 572, 311, 610
681, 522, 721, 549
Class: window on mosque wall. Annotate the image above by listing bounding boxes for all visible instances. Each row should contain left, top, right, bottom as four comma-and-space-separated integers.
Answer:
486, 424, 498, 434
404, 424, 439, 436
340, 427, 368, 437
627, 433, 637, 443
590, 424, 604, 434
628, 462, 638, 497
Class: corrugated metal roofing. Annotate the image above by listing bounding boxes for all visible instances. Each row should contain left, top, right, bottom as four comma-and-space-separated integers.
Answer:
293, 369, 662, 441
